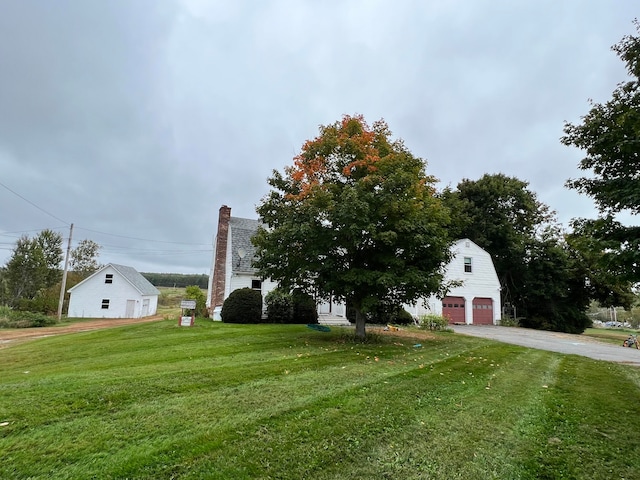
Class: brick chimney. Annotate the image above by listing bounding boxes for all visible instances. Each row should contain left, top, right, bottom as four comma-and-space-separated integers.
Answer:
211, 205, 231, 308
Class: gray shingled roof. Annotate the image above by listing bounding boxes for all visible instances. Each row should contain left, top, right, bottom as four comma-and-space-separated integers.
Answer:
110, 264, 161, 295
229, 217, 262, 273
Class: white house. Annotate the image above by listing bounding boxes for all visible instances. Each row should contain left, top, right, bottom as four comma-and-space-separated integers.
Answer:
206, 206, 277, 320
207, 206, 501, 325
67, 263, 160, 318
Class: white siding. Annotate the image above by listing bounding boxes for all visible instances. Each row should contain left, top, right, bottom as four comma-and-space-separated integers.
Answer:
67, 265, 158, 319
228, 273, 278, 306
406, 239, 501, 325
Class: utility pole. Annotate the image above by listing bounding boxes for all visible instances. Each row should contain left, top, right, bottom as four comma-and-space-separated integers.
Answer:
57, 223, 73, 321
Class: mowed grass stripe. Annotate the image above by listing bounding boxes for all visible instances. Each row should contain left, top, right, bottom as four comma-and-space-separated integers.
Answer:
1, 321, 640, 479
160, 347, 559, 479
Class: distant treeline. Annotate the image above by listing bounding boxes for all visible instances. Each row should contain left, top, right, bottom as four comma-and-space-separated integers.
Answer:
142, 273, 209, 289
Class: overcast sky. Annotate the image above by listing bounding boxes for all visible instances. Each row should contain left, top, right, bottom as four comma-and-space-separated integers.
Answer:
0, 1, 637, 275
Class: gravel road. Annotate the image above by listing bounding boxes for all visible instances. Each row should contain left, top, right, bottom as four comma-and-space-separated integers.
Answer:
452, 325, 640, 367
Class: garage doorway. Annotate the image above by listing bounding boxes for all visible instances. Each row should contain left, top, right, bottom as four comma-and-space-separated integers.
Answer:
472, 298, 493, 325
442, 297, 465, 324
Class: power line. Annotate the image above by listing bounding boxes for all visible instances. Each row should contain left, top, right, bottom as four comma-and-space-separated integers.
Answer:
0, 181, 210, 247
0, 180, 70, 225
75, 226, 211, 246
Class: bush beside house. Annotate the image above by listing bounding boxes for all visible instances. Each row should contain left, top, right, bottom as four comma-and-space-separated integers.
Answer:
292, 291, 318, 324
221, 288, 262, 324
265, 289, 318, 324
265, 289, 293, 323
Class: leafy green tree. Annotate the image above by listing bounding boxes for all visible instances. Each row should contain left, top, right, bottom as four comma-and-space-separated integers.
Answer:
566, 222, 636, 309
519, 232, 592, 333
0, 267, 9, 305
5, 230, 63, 306
562, 21, 640, 283
70, 239, 102, 278
253, 115, 453, 339
37, 229, 64, 288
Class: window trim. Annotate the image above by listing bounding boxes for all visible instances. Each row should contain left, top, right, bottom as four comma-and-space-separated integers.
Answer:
105, 274, 113, 284
101, 299, 110, 309
464, 257, 472, 273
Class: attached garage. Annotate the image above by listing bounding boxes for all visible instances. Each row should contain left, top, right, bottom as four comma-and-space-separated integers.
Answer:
442, 296, 466, 324
472, 297, 494, 325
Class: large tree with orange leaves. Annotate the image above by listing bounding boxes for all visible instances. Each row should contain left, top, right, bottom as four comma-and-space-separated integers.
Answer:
253, 115, 452, 338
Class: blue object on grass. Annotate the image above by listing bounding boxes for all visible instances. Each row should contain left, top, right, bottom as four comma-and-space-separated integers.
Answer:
413, 344, 422, 348
307, 324, 331, 332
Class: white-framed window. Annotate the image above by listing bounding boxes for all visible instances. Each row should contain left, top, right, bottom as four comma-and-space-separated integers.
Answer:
105, 274, 113, 284
464, 257, 472, 273
251, 279, 262, 290
101, 299, 110, 309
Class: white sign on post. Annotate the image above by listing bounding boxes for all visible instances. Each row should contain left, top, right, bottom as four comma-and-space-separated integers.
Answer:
180, 300, 197, 309
179, 299, 196, 326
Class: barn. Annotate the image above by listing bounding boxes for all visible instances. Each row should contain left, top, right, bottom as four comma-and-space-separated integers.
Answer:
67, 263, 160, 319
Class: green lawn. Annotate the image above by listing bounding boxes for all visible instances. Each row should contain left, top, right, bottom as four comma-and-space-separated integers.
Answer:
583, 327, 640, 345
1, 321, 639, 479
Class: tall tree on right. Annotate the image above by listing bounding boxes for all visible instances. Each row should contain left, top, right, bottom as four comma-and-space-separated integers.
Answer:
562, 21, 640, 284
441, 174, 596, 333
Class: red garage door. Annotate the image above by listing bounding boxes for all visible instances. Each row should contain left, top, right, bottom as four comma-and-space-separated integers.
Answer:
472, 298, 494, 325
442, 297, 465, 324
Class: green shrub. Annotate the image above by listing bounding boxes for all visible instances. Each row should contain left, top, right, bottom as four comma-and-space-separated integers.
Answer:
221, 288, 263, 324
499, 315, 519, 327
0, 306, 57, 328
365, 303, 413, 325
420, 314, 450, 331
185, 285, 207, 317
396, 309, 415, 325
265, 289, 294, 324
292, 290, 318, 324
158, 291, 172, 307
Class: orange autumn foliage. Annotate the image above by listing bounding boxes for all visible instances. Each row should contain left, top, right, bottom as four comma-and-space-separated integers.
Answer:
286, 115, 383, 200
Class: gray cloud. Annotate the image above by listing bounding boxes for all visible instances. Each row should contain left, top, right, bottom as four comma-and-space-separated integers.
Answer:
0, 0, 637, 273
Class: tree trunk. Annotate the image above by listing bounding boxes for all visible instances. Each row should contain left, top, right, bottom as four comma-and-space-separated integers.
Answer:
355, 308, 366, 339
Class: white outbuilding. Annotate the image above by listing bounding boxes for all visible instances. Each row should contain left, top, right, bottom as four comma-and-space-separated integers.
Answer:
67, 263, 160, 318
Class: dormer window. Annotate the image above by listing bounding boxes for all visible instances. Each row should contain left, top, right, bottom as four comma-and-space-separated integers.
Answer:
464, 257, 472, 273
105, 274, 113, 284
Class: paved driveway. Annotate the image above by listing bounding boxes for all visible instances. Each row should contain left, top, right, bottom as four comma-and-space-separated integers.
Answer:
452, 325, 640, 367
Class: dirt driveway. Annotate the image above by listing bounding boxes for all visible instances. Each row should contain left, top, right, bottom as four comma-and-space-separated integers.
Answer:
0, 316, 164, 348
452, 325, 640, 367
